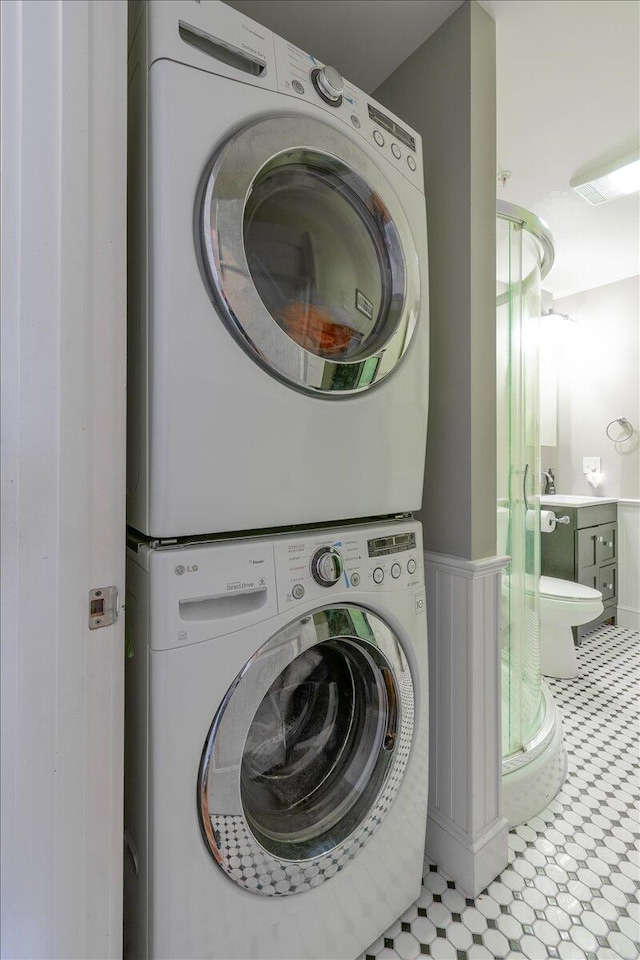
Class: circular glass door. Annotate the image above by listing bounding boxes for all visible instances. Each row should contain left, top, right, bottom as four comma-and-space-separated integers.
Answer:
198, 116, 421, 396
197, 606, 415, 896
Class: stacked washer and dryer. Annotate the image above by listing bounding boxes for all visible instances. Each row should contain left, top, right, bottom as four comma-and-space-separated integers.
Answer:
125, 2, 431, 958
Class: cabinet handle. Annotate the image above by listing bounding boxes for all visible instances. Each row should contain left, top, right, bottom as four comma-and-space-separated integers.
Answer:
607, 541, 613, 548
604, 583, 613, 591
597, 535, 605, 543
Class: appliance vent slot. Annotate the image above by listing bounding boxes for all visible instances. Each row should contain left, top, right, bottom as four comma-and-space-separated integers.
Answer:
178, 23, 266, 77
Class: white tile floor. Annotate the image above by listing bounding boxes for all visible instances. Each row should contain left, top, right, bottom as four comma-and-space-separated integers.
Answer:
360, 625, 640, 960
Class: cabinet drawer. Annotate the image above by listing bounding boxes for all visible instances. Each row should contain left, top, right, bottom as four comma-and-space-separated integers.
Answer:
598, 564, 617, 603
575, 503, 617, 528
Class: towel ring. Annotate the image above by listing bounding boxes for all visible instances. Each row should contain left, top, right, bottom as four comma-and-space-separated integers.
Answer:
606, 417, 634, 442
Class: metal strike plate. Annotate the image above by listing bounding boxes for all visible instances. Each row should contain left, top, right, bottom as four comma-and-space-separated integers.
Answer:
89, 586, 118, 629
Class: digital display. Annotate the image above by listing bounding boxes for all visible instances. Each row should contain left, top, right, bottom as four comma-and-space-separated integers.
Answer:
368, 532, 416, 558
368, 105, 416, 153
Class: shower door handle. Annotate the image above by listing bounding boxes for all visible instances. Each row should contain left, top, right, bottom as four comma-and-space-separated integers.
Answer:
523, 463, 530, 512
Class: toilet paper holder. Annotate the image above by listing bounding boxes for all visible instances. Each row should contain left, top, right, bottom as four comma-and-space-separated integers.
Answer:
539, 509, 569, 533
533, 510, 571, 532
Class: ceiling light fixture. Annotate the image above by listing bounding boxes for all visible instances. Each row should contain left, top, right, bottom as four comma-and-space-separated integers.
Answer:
571, 152, 640, 205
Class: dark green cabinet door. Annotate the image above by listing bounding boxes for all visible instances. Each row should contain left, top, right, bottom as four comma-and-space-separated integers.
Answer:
598, 564, 617, 604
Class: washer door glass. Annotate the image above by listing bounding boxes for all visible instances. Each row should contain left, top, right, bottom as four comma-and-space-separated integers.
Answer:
198, 605, 415, 896
199, 116, 421, 396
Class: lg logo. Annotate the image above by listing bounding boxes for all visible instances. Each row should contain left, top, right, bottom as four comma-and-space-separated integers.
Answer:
174, 564, 199, 576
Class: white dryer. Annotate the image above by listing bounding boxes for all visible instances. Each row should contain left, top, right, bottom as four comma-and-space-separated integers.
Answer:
127, 0, 429, 538
124, 519, 428, 959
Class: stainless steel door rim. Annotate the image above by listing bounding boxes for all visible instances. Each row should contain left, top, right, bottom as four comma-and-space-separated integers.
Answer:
198, 115, 421, 396
197, 604, 415, 895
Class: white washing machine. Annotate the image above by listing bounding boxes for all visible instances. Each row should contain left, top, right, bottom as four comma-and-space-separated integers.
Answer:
127, 0, 430, 538
124, 519, 428, 959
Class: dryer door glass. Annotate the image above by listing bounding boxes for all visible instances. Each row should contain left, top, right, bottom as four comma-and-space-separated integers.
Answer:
199, 116, 422, 396
243, 162, 393, 362
198, 605, 415, 896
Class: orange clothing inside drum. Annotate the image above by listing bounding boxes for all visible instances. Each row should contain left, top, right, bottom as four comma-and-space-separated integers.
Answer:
278, 302, 353, 356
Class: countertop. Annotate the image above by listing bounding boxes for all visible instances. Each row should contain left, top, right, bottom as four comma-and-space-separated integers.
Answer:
541, 495, 618, 507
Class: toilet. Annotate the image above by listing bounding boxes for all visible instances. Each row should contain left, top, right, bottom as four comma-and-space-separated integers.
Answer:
539, 576, 603, 679
496, 507, 604, 680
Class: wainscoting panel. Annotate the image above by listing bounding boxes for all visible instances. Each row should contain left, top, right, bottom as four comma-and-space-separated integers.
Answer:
618, 500, 639, 630
422, 551, 510, 896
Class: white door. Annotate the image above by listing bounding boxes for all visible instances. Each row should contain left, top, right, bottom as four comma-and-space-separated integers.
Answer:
1, 2, 127, 956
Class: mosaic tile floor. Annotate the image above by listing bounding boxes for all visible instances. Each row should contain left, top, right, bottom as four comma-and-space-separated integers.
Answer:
360, 625, 640, 960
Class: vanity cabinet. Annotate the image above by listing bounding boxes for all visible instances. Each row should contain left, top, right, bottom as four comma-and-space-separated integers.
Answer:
541, 501, 617, 641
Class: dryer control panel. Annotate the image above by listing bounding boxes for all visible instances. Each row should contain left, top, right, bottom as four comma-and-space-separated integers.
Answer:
143, 1, 424, 192
273, 34, 424, 191
273, 521, 424, 610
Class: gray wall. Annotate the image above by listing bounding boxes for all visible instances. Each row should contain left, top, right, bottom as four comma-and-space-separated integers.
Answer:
375, 0, 497, 561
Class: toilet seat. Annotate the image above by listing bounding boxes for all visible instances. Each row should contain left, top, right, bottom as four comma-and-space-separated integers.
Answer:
539, 576, 602, 603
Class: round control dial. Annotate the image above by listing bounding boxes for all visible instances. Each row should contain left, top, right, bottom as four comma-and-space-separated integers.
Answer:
311, 65, 344, 105
311, 546, 344, 586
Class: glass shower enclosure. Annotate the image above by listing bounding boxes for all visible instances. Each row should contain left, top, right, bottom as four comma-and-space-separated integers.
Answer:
496, 202, 565, 825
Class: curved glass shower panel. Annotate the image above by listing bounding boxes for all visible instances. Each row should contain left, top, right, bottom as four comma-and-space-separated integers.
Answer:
497, 204, 547, 757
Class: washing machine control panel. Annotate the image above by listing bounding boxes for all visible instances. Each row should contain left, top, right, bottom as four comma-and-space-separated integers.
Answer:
272, 35, 424, 191
274, 523, 423, 609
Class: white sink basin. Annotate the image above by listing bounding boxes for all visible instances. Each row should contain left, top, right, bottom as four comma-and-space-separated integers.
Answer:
541, 495, 618, 507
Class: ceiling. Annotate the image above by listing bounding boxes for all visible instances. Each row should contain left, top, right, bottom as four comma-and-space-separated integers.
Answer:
226, 0, 639, 298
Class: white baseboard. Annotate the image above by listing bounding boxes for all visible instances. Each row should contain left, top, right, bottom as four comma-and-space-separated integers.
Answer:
426, 811, 509, 898
617, 605, 640, 631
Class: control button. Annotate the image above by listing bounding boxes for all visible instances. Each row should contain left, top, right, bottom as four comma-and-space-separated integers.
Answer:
291, 80, 305, 96
350, 571, 360, 586
391, 142, 401, 159
415, 592, 425, 614
350, 114, 361, 129
391, 562, 401, 579
311, 65, 344, 106
292, 583, 305, 599
373, 567, 384, 584
407, 558, 417, 575
311, 546, 344, 587
407, 155, 417, 172
373, 130, 385, 147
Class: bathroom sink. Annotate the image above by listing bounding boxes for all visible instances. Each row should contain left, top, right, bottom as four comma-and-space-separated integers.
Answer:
541, 494, 618, 507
